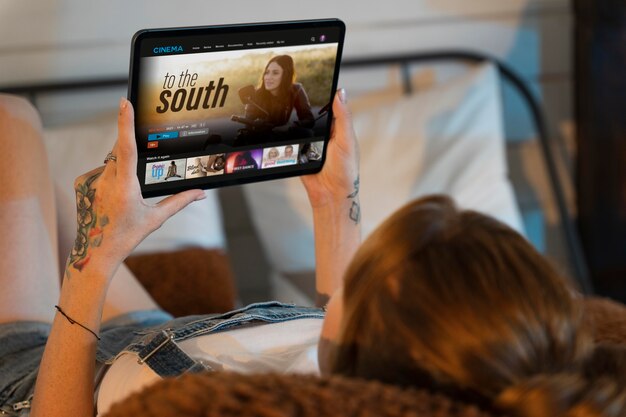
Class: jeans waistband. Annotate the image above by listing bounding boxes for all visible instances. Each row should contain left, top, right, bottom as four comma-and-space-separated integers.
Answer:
121, 302, 324, 378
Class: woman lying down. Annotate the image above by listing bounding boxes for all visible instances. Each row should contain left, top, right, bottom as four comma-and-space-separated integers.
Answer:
0, 90, 624, 417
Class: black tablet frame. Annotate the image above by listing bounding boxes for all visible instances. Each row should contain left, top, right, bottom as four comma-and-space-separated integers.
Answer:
128, 19, 345, 198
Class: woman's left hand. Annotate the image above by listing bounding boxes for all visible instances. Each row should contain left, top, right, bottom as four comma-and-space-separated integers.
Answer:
66, 98, 205, 279
301, 89, 360, 210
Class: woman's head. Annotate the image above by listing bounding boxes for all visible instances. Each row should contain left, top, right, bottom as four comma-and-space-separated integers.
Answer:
261, 55, 295, 96
267, 148, 279, 159
324, 195, 624, 415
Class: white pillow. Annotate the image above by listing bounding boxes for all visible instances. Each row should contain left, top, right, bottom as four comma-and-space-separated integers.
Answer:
43, 114, 225, 254
243, 63, 524, 273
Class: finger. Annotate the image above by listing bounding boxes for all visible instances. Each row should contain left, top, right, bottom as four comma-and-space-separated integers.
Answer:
153, 189, 206, 225
101, 159, 116, 181
103, 131, 122, 179
329, 89, 358, 158
330, 89, 356, 143
331, 88, 352, 133
102, 146, 118, 179
116, 97, 138, 181
104, 122, 124, 178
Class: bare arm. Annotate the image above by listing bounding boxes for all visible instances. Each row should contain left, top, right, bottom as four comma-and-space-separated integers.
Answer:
310, 177, 361, 306
301, 89, 361, 306
30, 99, 205, 417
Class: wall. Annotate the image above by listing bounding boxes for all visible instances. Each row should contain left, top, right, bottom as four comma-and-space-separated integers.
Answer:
0, 0, 571, 138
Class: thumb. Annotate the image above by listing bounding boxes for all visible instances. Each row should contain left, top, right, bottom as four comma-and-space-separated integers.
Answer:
330, 88, 358, 155
154, 189, 206, 224
332, 88, 353, 131
116, 98, 138, 180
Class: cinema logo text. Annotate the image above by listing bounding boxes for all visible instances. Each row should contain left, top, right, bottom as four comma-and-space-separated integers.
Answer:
153, 46, 184, 54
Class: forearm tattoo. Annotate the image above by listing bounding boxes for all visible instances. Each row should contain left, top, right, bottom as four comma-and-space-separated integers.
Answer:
66, 172, 107, 278
347, 176, 361, 225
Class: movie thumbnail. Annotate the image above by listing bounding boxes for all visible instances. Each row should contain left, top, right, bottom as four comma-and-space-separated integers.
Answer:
261, 144, 300, 169
185, 154, 226, 179
145, 158, 187, 185
225, 149, 263, 174
299, 141, 324, 163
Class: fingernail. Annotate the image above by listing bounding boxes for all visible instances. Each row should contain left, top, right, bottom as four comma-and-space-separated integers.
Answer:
195, 192, 207, 201
338, 88, 347, 104
119, 97, 127, 110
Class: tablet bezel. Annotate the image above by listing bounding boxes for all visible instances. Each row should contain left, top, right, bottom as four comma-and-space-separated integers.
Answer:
128, 19, 345, 198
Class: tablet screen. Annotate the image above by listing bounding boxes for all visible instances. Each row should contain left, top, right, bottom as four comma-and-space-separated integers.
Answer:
129, 19, 345, 197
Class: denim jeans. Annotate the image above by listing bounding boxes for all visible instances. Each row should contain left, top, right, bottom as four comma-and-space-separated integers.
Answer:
0, 302, 323, 416
100, 302, 324, 377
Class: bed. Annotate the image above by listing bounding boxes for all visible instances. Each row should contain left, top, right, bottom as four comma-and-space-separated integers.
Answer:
0, 50, 591, 313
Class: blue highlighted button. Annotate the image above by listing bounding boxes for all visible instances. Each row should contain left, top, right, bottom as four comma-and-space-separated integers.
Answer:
148, 132, 179, 141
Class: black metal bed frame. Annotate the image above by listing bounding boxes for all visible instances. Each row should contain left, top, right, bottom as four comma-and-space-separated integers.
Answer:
0, 50, 593, 293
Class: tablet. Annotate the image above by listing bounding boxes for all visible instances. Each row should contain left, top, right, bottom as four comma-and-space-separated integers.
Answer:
128, 19, 345, 198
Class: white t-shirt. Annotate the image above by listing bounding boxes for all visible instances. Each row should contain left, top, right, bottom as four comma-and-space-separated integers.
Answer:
96, 318, 323, 416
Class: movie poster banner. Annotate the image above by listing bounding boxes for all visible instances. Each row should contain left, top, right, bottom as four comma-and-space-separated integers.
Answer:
137, 43, 338, 153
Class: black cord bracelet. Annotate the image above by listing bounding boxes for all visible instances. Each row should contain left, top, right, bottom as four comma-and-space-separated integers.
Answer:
54, 305, 101, 341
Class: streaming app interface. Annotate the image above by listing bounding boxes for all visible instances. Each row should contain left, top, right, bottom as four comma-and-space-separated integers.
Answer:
134, 25, 341, 194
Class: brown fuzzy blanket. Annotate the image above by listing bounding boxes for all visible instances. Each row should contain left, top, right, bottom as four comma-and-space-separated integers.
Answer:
582, 296, 626, 345
125, 247, 237, 316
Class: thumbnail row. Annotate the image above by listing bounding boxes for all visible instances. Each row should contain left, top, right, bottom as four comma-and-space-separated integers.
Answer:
145, 141, 324, 185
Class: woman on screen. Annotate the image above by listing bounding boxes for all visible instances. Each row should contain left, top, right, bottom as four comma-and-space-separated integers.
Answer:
244, 55, 315, 137
164, 161, 181, 180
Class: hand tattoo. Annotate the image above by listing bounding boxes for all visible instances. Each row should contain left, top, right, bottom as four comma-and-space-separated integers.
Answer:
347, 177, 361, 225
66, 172, 106, 278
347, 177, 360, 199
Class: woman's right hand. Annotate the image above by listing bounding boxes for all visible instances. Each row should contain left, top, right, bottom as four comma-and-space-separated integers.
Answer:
300, 89, 360, 210
66, 98, 205, 280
